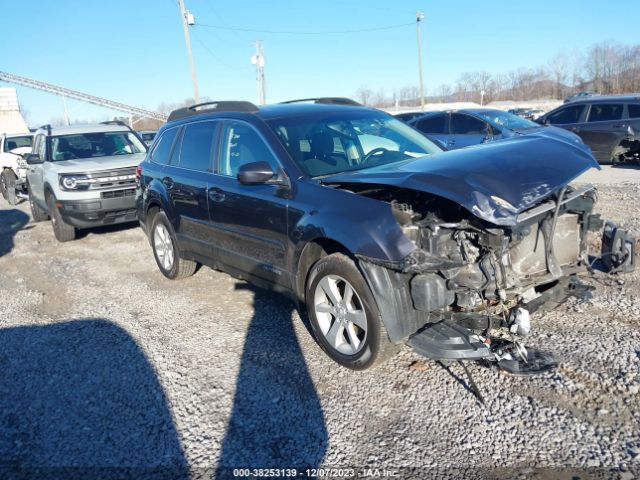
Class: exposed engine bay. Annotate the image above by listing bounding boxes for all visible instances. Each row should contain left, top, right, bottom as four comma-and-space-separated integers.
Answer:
329, 181, 636, 376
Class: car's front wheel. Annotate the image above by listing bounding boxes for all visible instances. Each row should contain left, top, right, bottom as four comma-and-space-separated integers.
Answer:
306, 253, 394, 370
28, 185, 49, 222
0, 169, 17, 205
47, 195, 76, 242
150, 211, 197, 280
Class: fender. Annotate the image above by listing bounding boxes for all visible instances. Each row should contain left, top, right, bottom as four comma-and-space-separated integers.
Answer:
288, 180, 416, 270
142, 177, 176, 227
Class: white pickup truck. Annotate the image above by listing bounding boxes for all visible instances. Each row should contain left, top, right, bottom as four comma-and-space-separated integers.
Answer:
0, 132, 33, 205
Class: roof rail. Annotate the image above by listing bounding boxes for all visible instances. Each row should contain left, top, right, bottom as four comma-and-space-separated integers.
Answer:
168, 101, 259, 122
101, 120, 134, 132
280, 97, 362, 106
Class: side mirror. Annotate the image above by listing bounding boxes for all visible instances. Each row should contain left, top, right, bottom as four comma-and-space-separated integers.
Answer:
25, 153, 43, 165
237, 161, 276, 185
432, 139, 447, 151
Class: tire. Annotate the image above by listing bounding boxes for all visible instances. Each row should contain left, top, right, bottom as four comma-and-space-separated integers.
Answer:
305, 253, 395, 370
28, 185, 49, 222
150, 211, 197, 280
0, 169, 17, 205
47, 194, 76, 242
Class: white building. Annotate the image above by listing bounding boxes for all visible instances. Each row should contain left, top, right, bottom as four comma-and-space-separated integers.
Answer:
0, 87, 29, 134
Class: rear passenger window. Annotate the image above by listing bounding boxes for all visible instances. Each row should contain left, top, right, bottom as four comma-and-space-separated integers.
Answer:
150, 128, 178, 165
219, 121, 278, 178
179, 122, 217, 171
587, 104, 623, 122
547, 105, 584, 125
416, 115, 447, 134
628, 104, 640, 118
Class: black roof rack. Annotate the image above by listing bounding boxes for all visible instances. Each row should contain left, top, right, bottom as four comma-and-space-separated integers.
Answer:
280, 97, 362, 106
168, 101, 259, 122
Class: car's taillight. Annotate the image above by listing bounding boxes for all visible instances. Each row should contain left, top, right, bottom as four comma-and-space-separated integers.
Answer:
135, 165, 142, 183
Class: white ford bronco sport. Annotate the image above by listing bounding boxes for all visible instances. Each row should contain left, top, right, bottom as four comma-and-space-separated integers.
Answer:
0, 132, 33, 205
25, 122, 147, 242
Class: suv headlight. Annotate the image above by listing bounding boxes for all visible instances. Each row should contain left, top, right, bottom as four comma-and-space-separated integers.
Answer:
59, 174, 90, 191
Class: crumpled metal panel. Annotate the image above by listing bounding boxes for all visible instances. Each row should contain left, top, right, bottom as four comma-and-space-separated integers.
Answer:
322, 132, 599, 226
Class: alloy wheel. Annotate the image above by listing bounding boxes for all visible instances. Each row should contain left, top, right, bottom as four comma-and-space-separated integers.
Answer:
313, 274, 368, 355
154, 224, 175, 271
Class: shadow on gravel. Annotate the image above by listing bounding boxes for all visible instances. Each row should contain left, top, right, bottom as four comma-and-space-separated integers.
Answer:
75, 221, 139, 240
216, 284, 327, 478
0, 208, 29, 257
0, 319, 188, 479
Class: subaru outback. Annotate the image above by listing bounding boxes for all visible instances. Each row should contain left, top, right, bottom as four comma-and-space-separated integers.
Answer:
136, 99, 635, 372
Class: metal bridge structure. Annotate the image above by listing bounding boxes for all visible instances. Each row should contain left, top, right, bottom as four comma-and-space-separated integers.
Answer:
0, 71, 168, 123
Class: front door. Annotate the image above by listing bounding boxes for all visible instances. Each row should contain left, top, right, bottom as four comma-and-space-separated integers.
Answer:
449, 113, 491, 149
579, 103, 626, 162
26, 133, 47, 206
208, 120, 289, 287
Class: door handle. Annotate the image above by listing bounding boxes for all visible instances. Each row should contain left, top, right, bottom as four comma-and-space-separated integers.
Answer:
208, 188, 226, 203
571, 127, 580, 133
612, 124, 626, 129
162, 177, 174, 189
446, 140, 456, 146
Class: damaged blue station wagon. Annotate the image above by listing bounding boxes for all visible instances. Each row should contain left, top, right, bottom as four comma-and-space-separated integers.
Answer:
136, 98, 635, 374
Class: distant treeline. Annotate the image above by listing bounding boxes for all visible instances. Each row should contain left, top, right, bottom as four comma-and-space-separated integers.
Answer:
355, 41, 640, 107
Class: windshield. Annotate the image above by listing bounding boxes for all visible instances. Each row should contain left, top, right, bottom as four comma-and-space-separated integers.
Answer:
50, 131, 146, 161
267, 111, 441, 177
474, 110, 539, 130
140, 132, 156, 142
4, 135, 32, 152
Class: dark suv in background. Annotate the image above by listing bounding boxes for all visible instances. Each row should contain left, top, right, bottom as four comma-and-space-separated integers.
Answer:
536, 95, 640, 163
136, 98, 633, 373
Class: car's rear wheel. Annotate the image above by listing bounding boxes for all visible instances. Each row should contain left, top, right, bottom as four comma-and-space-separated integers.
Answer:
28, 185, 49, 222
0, 169, 17, 205
306, 253, 394, 370
47, 195, 76, 242
151, 211, 197, 280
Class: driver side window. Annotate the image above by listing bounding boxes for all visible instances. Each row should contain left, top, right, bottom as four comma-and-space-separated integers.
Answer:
218, 121, 279, 178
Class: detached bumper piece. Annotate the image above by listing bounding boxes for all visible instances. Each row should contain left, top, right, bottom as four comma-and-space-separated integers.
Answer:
602, 221, 636, 274
408, 321, 491, 360
489, 339, 558, 377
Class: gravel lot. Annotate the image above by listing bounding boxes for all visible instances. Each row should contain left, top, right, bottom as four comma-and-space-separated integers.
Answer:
0, 165, 639, 479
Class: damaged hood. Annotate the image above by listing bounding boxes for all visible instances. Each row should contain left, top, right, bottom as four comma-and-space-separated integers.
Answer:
322, 133, 599, 226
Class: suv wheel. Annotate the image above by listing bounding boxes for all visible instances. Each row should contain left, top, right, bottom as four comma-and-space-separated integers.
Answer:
0, 169, 17, 205
47, 195, 76, 242
151, 211, 197, 279
28, 186, 49, 222
306, 253, 394, 370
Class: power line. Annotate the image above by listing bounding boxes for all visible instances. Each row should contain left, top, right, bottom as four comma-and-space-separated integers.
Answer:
196, 21, 414, 35
190, 29, 250, 72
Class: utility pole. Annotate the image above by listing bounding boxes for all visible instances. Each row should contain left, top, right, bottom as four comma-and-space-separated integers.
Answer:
251, 41, 266, 105
416, 11, 425, 111
177, 0, 199, 104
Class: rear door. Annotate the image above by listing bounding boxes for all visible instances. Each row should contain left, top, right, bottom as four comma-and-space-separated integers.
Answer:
162, 120, 220, 258
579, 103, 626, 162
449, 113, 491, 149
208, 119, 290, 286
